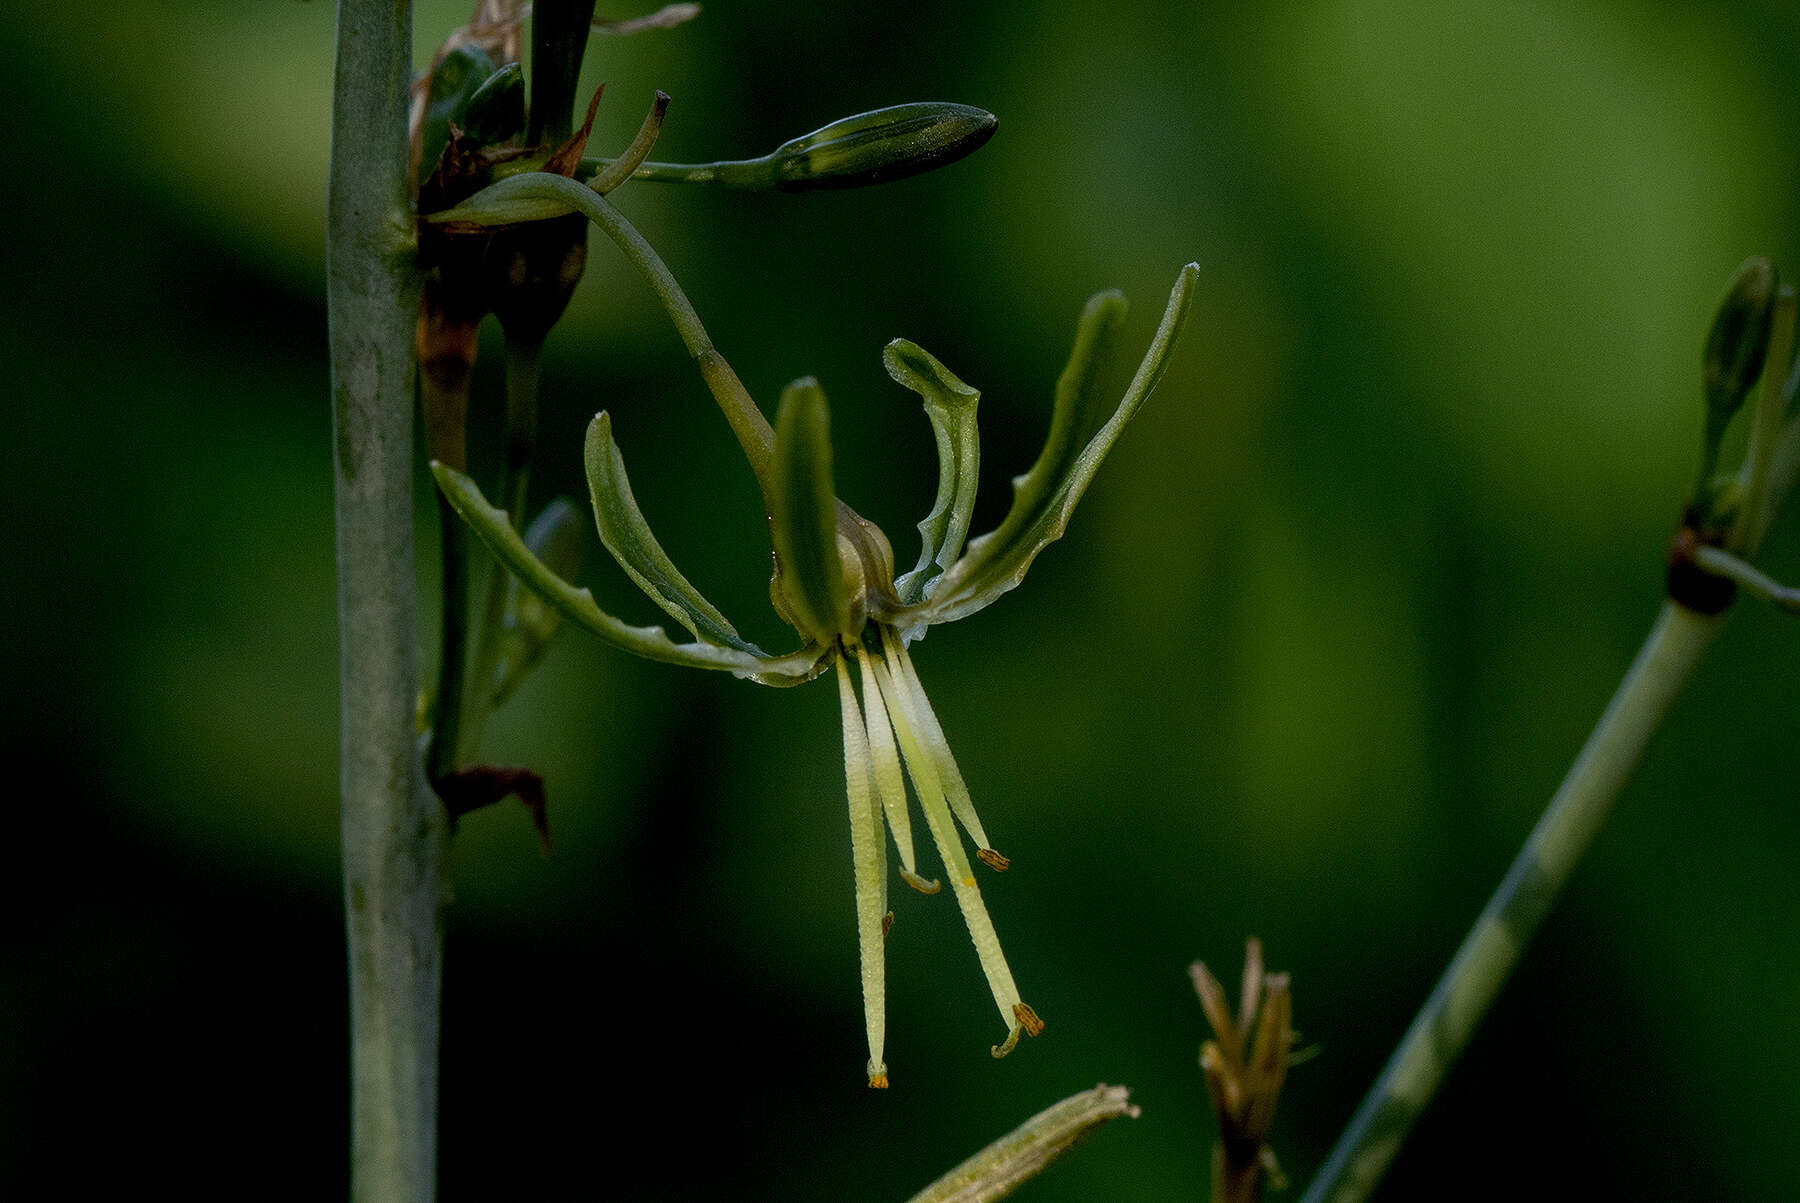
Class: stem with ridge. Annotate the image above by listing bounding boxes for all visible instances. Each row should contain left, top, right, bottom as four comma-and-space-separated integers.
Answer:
328, 0, 446, 1198
457, 332, 544, 761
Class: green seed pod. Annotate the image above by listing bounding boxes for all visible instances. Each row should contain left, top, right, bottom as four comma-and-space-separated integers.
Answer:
762, 102, 999, 191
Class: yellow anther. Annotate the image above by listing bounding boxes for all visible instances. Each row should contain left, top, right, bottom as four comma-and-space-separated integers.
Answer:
867, 1072, 890, 1090
881, 911, 895, 940
1013, 1003, 1045, 1037
977, 848, 1011, 872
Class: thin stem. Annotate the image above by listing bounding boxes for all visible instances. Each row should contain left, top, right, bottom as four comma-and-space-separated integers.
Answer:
501, 330, 542, 520
580, 155, 771, 189
1693, 545, 1800, 612
459, 332, 542, 762
1300, 601, 1725, 1203
420, 334, 476, 784
573, 183, 777, 488
426, 489, 471, 782
426, 173, 777, 492
328, 0, 447, 1200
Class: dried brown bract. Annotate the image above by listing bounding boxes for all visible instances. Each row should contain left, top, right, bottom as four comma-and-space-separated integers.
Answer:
1192, 939, 1294, 1203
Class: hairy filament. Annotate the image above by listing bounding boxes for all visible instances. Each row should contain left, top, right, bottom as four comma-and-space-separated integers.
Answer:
835, 652, 890, 1087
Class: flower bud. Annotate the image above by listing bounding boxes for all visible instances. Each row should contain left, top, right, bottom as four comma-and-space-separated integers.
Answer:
1703, 256, 1778, 421
417, 44, 498, 187
764, 102, 998, 191
460, 62, 525, 147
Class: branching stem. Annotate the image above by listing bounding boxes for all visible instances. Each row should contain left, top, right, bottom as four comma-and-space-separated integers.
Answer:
1307, 263, 1799, 1202
1300, 601, 1724, 1203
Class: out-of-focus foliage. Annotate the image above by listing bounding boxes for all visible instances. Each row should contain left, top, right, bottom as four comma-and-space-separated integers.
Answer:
2, 2, 1796, 1198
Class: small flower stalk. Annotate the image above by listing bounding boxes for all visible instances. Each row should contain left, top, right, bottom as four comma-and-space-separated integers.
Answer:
1192, 940, 1294, 1203
430, 154, 1197, 1080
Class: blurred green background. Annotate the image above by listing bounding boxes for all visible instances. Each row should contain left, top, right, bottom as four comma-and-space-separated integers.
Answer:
4, 1, 1798, 1198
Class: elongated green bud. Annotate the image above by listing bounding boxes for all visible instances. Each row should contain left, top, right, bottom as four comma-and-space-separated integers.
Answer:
1704, 257, 1778, 424
763, 102, 998, 191
1690, 257, 1779, 515
425, 44, 497, 111
581, 102, 998, 192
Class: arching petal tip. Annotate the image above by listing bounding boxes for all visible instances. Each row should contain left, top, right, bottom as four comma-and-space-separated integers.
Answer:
990, 1024, 1022, 1059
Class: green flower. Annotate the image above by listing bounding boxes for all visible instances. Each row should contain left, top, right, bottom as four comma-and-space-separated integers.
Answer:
434, 204, 1195, 1082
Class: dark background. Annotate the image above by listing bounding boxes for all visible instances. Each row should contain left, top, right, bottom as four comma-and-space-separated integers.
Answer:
4, 1, 1798, 1198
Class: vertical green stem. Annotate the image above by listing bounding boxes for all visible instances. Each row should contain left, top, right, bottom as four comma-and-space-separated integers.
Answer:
328, 1, 448, 1199
1300, 601, 1725, 1203
421, 354, 475, 785
500, 332, 542, 523
427, 489, 470, 783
